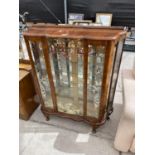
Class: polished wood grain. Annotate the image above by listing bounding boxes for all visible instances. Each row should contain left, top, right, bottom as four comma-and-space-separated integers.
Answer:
19, 59, 30, 64
30, 24, 124, 30
19, 67, 39, 120
23, 25, 126, 41
19, 62, 31, 71
83, 39, 88, 117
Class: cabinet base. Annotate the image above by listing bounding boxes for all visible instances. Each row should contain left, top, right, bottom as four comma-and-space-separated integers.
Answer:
41, 106, 106, 133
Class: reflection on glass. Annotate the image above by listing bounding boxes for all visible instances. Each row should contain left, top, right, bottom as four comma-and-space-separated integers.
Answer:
87, 45, 105, 118
108, 40, 124, 109
19, 39, 25, 59
19, 36, 29, 60
29, 41, 53, 108
48, 39, 83, 115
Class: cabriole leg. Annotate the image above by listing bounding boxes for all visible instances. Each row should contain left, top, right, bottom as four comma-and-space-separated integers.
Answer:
41, 109, 50, 121
92, 125, 97, 133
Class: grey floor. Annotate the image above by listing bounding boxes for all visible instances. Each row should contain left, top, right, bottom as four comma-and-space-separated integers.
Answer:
19, 52, 135, 155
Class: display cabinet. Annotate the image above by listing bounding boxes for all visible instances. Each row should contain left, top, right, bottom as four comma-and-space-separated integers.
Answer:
23, 25, 126, 132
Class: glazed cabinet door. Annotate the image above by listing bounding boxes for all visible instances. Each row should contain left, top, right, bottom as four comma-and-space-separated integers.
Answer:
86, 43, 106, 118
47, 38, 107, 119
48, 39, 84, 115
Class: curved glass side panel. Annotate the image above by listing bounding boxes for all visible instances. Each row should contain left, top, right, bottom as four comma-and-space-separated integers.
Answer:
29, 41, 53, 108
108, 39, 124, 111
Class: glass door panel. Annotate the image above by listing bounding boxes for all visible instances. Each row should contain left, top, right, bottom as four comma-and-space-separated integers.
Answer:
48, 39, 83, 115
87, 45, 105, 118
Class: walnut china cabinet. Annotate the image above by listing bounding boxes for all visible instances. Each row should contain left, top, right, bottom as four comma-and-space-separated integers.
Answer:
23, 25, 126, 132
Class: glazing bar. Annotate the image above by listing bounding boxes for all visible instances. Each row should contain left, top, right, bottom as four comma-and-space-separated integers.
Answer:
65, 40, 70, 87
52, 48, 60, 87
83, 40, 88, 117
91, 46, 96, 86
70, 40, 78, 105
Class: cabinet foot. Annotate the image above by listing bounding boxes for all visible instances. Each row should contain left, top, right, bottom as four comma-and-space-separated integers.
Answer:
92, 126, 97, 133
106, 115, 110, 120
106, 107, 113, 120
42, 111, 50, 121
46, 115, 49, 121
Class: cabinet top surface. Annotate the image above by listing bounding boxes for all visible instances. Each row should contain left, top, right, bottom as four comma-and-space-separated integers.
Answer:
19, 70, 29, 81
23, 25, 126, 41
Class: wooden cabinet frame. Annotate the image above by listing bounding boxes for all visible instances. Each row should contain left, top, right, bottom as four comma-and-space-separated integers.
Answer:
24, 25, 126, 132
